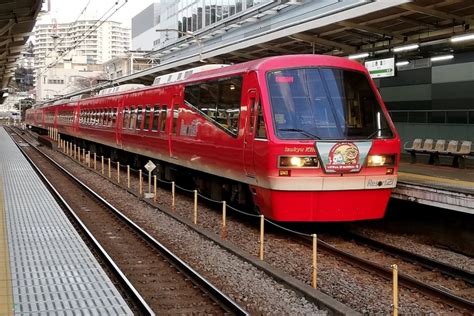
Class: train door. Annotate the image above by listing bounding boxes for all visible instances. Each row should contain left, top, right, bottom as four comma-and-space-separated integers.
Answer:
244, 90, 258, 177
168, 95, 180, 159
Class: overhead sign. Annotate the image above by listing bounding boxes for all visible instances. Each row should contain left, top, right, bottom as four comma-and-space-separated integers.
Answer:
364, 57, 395, 78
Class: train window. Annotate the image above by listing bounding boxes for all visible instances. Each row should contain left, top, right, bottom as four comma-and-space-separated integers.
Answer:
160, 105, 167, 132
123, 107, 130, 129
110, 108, 117, 127
136, 106, 143, 130
151, 105, 159, 131
144, 105, 151, 131
249, 97, 255, 133
172, 104, 179, 134
255, 101, 267, 139
184, 76, 242, 136
100, 110, 106, 126
130, 106, 136, 129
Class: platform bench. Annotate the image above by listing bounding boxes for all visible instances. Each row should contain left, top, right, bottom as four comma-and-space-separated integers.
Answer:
404, 139, 472, 169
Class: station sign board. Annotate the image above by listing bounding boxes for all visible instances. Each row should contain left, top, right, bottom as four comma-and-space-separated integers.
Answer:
364, 57, 395, 78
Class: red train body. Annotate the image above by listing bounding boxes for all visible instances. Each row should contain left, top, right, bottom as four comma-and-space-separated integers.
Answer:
26, 55, 400, 222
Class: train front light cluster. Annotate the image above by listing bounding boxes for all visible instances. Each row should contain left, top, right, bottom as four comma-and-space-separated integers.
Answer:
279, 156, 319, 168
367, 154, 395, 167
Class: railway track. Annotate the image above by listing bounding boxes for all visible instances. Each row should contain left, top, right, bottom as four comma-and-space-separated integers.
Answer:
14, 127, 473, 314
297, 233, 474, 312
341, 232, 474, 285
8, 128, 248, 315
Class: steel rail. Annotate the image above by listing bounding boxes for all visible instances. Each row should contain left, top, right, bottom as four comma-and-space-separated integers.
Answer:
9, 128, 248, 316
299, 235, 474, 312
342, 232, 474, 285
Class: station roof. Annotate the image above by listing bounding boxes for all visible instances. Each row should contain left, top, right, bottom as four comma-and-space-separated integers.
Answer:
0, 0, 42, 89
62, 0, 474, 98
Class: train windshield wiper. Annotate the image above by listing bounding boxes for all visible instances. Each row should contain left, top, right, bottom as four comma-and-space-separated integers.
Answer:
278, 128, 321, 140
367, 127, 392, 139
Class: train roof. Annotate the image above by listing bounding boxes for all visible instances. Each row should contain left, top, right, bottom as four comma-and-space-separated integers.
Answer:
184, 54, 368, 83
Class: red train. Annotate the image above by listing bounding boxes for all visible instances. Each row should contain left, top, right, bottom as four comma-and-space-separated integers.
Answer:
26, 55, 400, 222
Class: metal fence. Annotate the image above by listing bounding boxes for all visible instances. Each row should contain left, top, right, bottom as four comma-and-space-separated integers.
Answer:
389, 110, 474, 125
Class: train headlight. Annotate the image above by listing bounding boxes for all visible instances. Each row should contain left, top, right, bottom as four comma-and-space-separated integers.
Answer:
279, 156, 319, 168
367, 154, 395, 167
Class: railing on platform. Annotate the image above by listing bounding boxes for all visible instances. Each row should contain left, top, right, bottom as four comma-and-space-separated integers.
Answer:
389, 109, 474, 125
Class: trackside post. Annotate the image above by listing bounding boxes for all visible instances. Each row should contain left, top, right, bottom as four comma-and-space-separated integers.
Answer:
392, 264, 398, 316
312, 234, 317, 288
260, 215, 264, 260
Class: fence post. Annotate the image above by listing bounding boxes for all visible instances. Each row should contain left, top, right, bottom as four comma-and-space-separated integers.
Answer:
392, 264, 398, 316
222, 201, 226, 228
101, 156, 104, 174
87, 151, 91, 168
193, 190, 198, 224
171, 181, 175, 209
260, 215, 264, 261
83, 148, 86, 162
94, 153, 97, 170
127, 165, 130, 189
117, 162, 120, 183
312, 234, 318, 289
139, 170, 143, 195
108, 158, 111, 178
153, 175, 157, 202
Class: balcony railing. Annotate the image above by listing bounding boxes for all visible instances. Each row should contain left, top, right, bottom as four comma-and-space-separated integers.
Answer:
389, 109, 474, 125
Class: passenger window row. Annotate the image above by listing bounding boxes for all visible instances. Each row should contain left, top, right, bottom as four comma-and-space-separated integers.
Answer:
79, 108, 117, 127
123, 104, 167, 132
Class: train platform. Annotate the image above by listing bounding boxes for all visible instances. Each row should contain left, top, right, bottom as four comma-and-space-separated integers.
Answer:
394, 161, 474, 215
0, 127, 133, 315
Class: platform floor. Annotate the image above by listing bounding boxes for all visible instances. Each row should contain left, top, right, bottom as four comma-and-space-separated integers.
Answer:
398, 162, 474, 194
0, 127, 133, 315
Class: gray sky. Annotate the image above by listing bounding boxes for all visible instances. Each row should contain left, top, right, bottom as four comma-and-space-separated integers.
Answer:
39, 0, 157, 27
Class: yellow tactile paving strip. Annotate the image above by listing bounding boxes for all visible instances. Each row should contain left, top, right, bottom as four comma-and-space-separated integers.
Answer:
398, 172, 474, 191
0, 176, 13, 315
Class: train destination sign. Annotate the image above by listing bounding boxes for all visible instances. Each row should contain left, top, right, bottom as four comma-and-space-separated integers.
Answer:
364, 57, 395, 78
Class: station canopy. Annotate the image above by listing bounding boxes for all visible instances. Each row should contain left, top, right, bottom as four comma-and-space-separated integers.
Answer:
63, 0, 474, 97
0, 0, 42, 89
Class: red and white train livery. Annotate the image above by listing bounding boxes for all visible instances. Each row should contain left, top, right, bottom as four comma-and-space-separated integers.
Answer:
26, 55, 400, 222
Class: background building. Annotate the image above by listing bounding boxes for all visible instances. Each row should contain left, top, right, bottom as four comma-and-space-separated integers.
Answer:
104, 51, 159, 80
33, 19, 131, 100
132, 3, 161, 51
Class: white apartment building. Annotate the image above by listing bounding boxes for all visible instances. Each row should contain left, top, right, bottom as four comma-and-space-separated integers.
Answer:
34, 20, 130, 71
34, 20, 130, 101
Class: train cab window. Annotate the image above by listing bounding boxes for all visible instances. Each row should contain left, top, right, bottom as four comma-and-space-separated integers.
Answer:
130, 106, 136, 129
160, 105, 167, 132
136, 106, 143, 130
151, 105, 160, 131
172, 104, 179, 134
255, 101, 267, 139
144, 105, 151, 131
123, 107, 130, 129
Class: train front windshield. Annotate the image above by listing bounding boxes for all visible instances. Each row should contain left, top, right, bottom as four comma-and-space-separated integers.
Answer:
267, 68, 393, 140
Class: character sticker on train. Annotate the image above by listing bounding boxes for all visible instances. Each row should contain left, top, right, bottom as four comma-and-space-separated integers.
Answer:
316, 141, 372, 173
